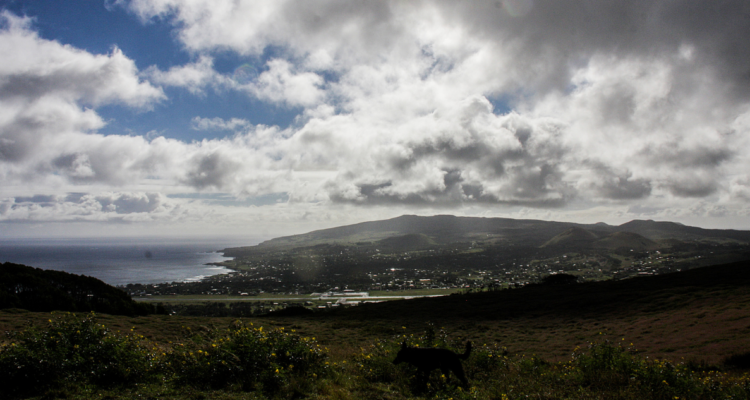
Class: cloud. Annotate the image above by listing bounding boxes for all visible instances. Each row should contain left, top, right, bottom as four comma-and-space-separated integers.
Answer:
251, 59, 325, 107
0, 11, 164, 174
578, 163, 652, 200
182, 151, 242, 189
143, 55, 224, 94
295, 95, 573, 207
1, 192, 185, 222
4, 2, 750, 232
0, 12, 163, 108
115, 0, 750, 207
191, 116, 252, 131
120, 0, 750, 97
93, 192, 171, 214
144, 55, 325, 107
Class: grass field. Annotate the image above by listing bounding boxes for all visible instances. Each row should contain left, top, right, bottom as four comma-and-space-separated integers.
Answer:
2, 261, 750, 399
1, 306, 748, 399
132, 288, 463, 307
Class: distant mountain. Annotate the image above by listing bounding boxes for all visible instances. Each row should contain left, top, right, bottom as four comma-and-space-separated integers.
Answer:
617, 219, 750, 241
224, 215, 750, 256
542, 228, 660, 251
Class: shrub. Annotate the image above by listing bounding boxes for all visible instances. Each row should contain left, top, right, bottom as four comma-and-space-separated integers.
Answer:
354, 327, 750, 400
571, 338, 713, 399
355, 338, 401, 383
165, 321, 328, 393
0, 312, 157, 399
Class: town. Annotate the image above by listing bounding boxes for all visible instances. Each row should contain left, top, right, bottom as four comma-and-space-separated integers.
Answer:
124, 239, 747, 311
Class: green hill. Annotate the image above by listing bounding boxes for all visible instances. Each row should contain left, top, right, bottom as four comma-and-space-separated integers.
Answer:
375, 233, 436, 250
541, 227, 601, 247
593, 231, 660, 250
0, 262, 161, 316
542, 228, 660, 251
224, 215, 750, 257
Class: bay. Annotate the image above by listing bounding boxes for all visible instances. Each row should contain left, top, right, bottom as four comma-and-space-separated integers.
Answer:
0, 238, 257, 286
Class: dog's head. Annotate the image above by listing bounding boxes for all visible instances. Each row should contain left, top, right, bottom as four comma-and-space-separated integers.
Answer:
392, 341, 409, 365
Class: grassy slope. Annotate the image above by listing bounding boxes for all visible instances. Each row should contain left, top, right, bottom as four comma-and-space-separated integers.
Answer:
223, 215, 605, 255
2, 260, 750, 365
224, 215, 750, 256
265, 260, 747, 364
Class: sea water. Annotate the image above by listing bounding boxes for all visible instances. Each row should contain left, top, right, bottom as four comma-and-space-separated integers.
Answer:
0, 238, 257, 286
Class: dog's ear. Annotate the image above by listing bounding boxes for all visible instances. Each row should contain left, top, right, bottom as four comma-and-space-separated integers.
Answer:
401, 340, 407, 349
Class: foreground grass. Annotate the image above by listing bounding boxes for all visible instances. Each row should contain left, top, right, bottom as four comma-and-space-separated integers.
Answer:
1, 313, 749, 399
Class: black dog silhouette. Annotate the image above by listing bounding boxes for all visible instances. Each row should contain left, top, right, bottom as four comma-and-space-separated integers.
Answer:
393, 340, 472, 386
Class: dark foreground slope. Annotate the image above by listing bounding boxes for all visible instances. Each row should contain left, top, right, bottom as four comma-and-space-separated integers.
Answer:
0, 262, 161, 316
1, 261, 747, 365
275, 260, 750, 362
331, 259, 750, 321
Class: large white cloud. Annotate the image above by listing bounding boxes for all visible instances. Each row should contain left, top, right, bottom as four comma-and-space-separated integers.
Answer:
4, 1, 750, 233
116, 0, 750, 207
0, 11, 165, 181
0, 12, 163, 109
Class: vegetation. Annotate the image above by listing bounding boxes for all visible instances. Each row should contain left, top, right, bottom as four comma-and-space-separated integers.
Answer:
3, 215, 750, 398
350, 327, 750, 400
0, 263, 162, 316
0, 312, 327, 399
0, 313, 748, 399
0, 312, 156, 399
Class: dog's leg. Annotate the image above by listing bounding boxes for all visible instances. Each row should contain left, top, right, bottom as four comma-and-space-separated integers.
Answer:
453, 364, 469, 387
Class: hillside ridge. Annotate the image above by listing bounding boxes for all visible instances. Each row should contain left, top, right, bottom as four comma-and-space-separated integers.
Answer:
224, 215, 750, 256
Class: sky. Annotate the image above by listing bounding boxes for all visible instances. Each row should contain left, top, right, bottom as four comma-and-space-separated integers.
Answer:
1, 0, 750, 241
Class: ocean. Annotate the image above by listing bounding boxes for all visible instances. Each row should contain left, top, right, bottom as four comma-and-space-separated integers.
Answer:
0, 238, 258, 286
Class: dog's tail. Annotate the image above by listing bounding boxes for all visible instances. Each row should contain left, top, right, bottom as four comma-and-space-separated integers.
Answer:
458, 341, 472, 360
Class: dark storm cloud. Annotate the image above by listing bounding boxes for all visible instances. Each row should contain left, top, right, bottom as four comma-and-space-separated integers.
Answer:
14, 194, 58, 204
642, 143, 734, 169
51, 152, 136, 185
329, 162, 572, 208
440, 0, 750, 96
0, 119, 38, 162
182, 151, 242, 190
597, 175, 652, 200
664, 176, 720, 198
582, 162, 652, 200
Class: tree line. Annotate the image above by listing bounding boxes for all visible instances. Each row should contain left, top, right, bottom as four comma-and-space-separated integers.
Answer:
0, 262, 163, 316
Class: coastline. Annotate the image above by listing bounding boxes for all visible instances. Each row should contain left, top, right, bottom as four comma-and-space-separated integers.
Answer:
0, 242, 239, 286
